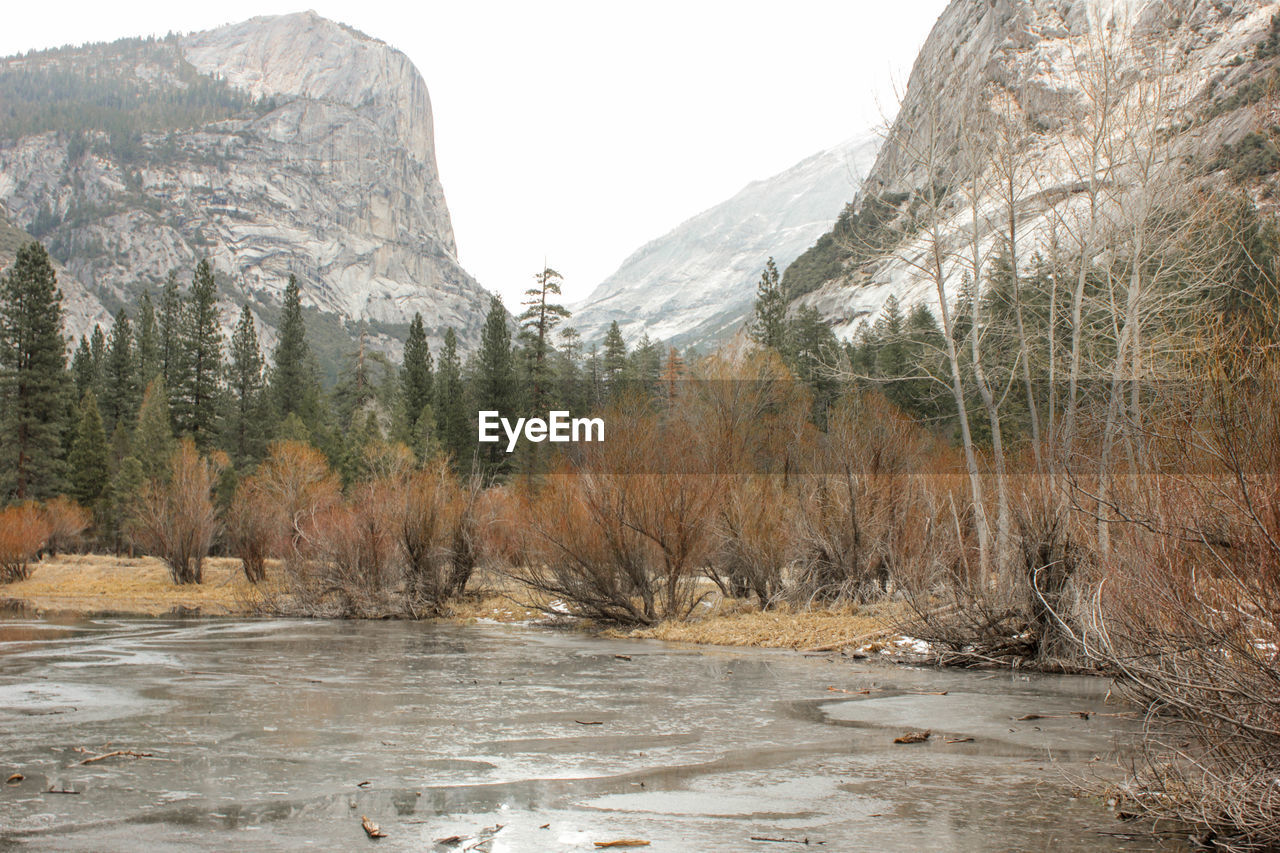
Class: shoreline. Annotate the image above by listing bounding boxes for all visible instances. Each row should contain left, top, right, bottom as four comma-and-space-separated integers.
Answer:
0, 553, 925, 659
5, 554, 1104, 675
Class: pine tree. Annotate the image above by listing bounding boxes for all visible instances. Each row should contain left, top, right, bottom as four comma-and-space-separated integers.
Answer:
899, 302, 947, 423
584, 343, 603, 408
172, 259, 223, 445
554, 326, 584, 412
71, 335, 96, 402
434, 327, 470, 469
786, 305, 840, 420
475, 295, 515, 473
0, 242, 69, 500
109, 454, 143, 551
873, 295, 907, 381
340, 409, 383, 485
109, 420, 131, 470
134, 291, 161, 389
333, 324, 391, 431
225, 305, 267, 466
630, 333, 662, 391
750, 257, 788, 351
135, 377, 176, 482
477, 295, 514, 401
88, 324, 107, 400
518, 267, 571, 412
269, 274, 320, 428
410, 403, 439, 460
103, 308, 138, 431
602, 321, 628, 393
158, 270, 182, 394
401, 312, 434, 435
69, 390, 110, 507
276, 412, 312, 444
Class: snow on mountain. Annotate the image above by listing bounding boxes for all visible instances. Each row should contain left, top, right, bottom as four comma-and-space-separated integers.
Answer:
571, 131, 882, 349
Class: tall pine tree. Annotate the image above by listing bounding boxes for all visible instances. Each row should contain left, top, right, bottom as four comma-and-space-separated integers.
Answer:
400, 312, 434, 436
270, 274, 321, 430
88, 324, 107, 400
173, 259, 223, 445
630, 333, 662, 391
135, 377, 176, 482
71, 334, 97, 402
434, 327, 470, 469
786, 305, 840, 422
474, 296, 516, 474
749, 257, 788, 352
224, 305, 267, 466
518, 267, 571, 413
134, 291, 161, 389
68, 390, 110, 508
158, 271, 182, 397
0, 242, 69, 500
554, 326, 585, 412
103, 308, 138, 431
602, 321, 629, 395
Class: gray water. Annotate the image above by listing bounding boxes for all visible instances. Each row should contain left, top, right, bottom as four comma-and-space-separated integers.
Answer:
0, 618, 1178, 851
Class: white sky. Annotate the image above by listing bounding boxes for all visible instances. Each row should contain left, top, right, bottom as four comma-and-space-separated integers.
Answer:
3, 1, 948, 305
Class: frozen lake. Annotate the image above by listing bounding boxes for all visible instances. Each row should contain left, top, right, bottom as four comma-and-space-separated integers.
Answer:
0, 618, 1178, 851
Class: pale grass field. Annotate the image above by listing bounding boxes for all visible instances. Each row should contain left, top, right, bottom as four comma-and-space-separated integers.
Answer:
616, 599, 906, 650
0, 553, 263, 616
0, 557, 902, 652
0, 556, 550, 622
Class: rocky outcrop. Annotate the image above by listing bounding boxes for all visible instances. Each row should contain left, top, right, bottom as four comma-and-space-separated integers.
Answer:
0, 11, 488, 353
0, 208, 110, 334
793, 0, 1280, 337
572, 132, 881, 349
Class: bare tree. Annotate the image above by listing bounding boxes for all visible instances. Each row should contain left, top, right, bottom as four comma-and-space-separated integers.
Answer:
131, 440, 221, 584
880, 73, 994, 571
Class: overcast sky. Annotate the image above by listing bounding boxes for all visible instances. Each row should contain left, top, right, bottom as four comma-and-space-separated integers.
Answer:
4, 1, 948, 305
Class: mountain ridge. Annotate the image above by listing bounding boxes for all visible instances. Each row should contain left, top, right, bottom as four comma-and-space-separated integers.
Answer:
0, 11, 488, 358
790, 0, 1280, 337
571, 131, 882, 350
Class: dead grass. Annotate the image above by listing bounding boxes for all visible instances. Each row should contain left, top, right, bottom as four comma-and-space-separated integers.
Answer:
613, 599, 909, 650
442, 592, 547, 622
0, 558, 908, 652
438, 571, 556, 623
0, 553, 263, 616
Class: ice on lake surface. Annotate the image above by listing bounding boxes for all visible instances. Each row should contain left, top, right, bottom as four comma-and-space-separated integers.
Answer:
0, 618, 1183, 851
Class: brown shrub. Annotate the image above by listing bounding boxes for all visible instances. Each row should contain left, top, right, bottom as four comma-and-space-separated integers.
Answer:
792, 393, 958, 603
1083, 339, 1280, 848
473, 484, 530, 570
225, 481, 276, 583
391, 459, 482, 614
131, 439, 221, 584
710, 474, 797, 607
249, 442, 487, 618
308, 494, 398, 607
0, 503, 51, 583
41, 496, 90, 556
224, 441, 343, 589
512, 410, 720, 625
250, 440, 343, 559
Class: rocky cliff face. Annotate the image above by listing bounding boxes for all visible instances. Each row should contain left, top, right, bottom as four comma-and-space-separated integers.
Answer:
793, 0, 1280, 337
572, 132, 881, 349
0, 11, 487, 354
